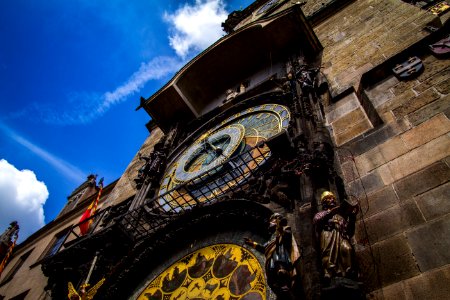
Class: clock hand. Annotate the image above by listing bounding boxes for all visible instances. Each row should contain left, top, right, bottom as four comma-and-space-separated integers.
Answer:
202, 140, 224, 156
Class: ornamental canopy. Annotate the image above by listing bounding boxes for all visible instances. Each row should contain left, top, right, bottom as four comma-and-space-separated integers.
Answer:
141, 5, 321, 132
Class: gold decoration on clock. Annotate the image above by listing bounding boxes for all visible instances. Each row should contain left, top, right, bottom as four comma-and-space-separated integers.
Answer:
137, 244, 266, 300
158, 104, 290, 212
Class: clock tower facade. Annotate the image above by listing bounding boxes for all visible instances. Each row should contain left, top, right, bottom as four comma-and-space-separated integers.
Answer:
33, 1, 450, 300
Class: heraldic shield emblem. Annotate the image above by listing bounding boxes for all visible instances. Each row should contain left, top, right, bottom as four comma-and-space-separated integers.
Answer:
392, 56, 424, 80
429, 35, 450, 56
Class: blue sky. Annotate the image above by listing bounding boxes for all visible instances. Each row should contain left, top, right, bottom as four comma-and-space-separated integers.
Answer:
0, 0, 253, 240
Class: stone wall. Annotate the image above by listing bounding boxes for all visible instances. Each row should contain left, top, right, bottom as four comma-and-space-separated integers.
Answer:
315, 0, 437, 95
108, 128, 164, 206
330, 44, 450, 299
313, 0, 450, 298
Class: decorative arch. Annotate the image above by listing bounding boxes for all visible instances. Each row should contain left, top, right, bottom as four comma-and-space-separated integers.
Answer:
100, 200, 277, 299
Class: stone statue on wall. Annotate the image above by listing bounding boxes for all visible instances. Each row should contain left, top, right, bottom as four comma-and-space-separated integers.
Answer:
313, 191, 358, 282
134, 141, 167, 189
0, 221, 19, 245
244, 213, 300, 295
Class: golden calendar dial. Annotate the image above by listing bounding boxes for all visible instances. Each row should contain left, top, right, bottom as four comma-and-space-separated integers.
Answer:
137, 244, 267, 300
158, 104, 290, 212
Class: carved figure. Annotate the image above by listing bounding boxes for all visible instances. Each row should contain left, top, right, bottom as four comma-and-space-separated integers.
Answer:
224, 89, 239, 103
313, 191, 358, 281
244, 213, 300, 294
134, 142, 166, 189
0, 221, 19, 245
67, 278, 105, 300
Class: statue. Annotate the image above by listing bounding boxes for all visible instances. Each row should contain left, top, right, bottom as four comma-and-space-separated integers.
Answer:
313, 191, 358, 282
0, 221, 20, 275
0, 221, 19, 245
224, 89, 239, 103
244, 213, 300, 295
68, 278, 105, 300
134, 142, 166, 189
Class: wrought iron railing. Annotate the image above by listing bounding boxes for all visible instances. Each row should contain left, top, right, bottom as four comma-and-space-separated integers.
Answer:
120, 142, 272, 241
46, 207, 111, 257
51, 142, 273, 255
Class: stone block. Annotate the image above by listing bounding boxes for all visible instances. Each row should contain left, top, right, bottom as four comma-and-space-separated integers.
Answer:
403, 265, 450, 299
340, 161, 359, 183
355, 148, 385, 176
335, 117, 373, 146
360, 170, 386, 195
381, 134, 450, 183
347, 179, 365, 198
435, 76, 450, 94
377, 163, 395, 186
377, 89, 415, 112
332, 107, 367, 135
381, 281, 407, 300
393, 160, 450, 201
359, 185, 399, 218
391, 79, 418, 97
400, 113, 450, 150
413, 67, 450, 94
346, 119, 410, 156
325, 92, 360, 124
362, 200, 424, 243
407, 94, 450, 126
336, 62, 373, 87
415, 181, 450, 221
365, 76, 398, 108
392, 88, 441, 119
417, 55, 450, 84
355, 136, 408, 175
406, 218, 450, 272
358, 234, 420, 288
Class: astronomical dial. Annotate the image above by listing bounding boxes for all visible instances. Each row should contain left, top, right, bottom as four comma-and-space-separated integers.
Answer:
158, 104, 290, 212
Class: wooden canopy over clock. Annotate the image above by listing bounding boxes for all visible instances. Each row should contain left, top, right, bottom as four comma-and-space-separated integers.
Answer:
140, 5, 321, 132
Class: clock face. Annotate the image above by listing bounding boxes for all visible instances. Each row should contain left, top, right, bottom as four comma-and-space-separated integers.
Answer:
158, 104, 290, 212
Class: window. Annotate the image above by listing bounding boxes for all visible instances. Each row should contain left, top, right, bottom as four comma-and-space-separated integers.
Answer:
0, 250, 33, 286
44, 230, 69, 258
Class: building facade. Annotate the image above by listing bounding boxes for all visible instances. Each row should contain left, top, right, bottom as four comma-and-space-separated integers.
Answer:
1, 0, 449, 299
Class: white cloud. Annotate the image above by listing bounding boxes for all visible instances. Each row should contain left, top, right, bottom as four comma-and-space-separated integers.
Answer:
164, 0, 228, 57
101, 56, 184, 113
26, 56, 183, 126
6, 1, 229, 125
0, 122, 85, 183
0, 159, 48, 241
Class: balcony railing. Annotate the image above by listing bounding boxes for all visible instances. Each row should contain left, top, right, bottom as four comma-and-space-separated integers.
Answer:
50, 142, 273, 256
46, 207, 111, 257
120, 142, 272, 241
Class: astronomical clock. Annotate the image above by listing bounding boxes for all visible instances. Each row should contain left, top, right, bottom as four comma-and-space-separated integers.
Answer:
128, 104, 291, 299
157, 104, 290, 213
